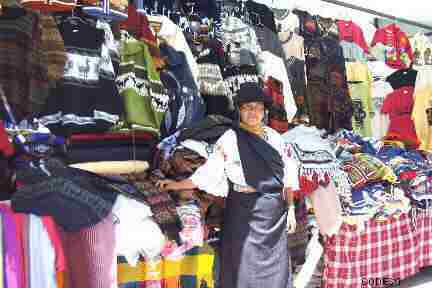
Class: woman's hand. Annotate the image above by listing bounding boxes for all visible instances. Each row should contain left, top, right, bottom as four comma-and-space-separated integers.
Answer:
287, 206, 297, 233
156, 179, 177, 191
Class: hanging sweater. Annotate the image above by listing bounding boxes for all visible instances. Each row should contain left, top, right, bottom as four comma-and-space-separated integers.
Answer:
116, 34, 169, 136
0, 9, 49, 120
40, 20, 123, 136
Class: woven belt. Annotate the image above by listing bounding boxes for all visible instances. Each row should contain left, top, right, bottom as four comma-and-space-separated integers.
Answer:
232, 183, 257, 193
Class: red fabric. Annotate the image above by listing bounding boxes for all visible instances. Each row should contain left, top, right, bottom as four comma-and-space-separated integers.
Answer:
21, 0, 76, 12
264, 78, 289, 133
121, 3, 157, 46
381, 86, 420, 148
415, 212, 432, 268
337, 20, 369, 53
399, 171, 417, 182
0, 121, 14, 157
295, 173, 331, 199
323, 212, 432, 288
42, 216, 67, 272
269, 119, 288, 133
371, 24, 413, 69
70, 131, 156, 142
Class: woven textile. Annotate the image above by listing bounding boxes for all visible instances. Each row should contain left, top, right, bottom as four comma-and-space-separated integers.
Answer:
415, 211, 432, 268
117, 246, 215, 288
61, 213, 117, 288
322, 212, 432, 288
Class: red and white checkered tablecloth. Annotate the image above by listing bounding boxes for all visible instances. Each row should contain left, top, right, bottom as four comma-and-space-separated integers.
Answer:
322, 212, 432, 288
415, 210, 432, 269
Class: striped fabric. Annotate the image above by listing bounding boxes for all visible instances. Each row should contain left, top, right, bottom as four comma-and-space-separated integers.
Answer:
0, 10, 49, 119
61, 213, 116, 288
117, 246, 215, 288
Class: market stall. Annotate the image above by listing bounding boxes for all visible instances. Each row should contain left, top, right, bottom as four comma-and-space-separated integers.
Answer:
0, 0, 432, 287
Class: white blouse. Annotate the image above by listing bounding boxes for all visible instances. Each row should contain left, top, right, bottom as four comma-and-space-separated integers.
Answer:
190, 127, 299, 197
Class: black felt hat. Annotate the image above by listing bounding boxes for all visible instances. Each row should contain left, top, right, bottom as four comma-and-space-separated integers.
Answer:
235, 82, 272, 108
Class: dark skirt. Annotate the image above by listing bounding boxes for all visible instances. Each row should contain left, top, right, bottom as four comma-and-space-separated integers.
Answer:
221, 190, 292, 288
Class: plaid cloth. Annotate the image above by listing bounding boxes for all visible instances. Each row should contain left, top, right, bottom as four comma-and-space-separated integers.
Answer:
322, 212, 432, 288
415, 210, 432, 268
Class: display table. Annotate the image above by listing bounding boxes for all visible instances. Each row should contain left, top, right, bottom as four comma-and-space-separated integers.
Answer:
322, 210, 432, 288
117, 245, 215, 288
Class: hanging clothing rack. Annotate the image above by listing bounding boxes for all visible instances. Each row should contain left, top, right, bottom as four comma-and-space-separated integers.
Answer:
320, 0, 432, 34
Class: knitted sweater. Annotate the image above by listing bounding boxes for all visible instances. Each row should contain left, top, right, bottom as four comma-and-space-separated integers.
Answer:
0, 9, 49, 120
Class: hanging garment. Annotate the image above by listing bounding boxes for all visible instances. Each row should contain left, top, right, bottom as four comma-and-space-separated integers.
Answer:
306, 39, 353, 132
346, 63, 373, 137
159, 44, 206, 138
371, 24, 413, 69
97, 20, 120, 73
152, 15, 200, 86
386, 68, 418, 90
299, 10, 353, 132
381, 86, 420, 148
340, 41, 368, 63
122, 3, 157, 47
0, 9, 49, 120
40, 19, 123, 136
116, 35, 169, 135
257, 51, 297, 122
367, 61, 395, 139
279, 30, 307, 122
245, 0, 278, 33
254, 24, 285, 59
0, 121, 14, 157
195, 41, 233, 118
32, 14, 67, 114
282, 125, 339, 198
221, 16, 262, 66
275, 10, 300, 33
223, 65, 260, 103
264, 77, 289, 133
412, 66, 432, 151
337, 20, 369, 54
410, 32, 432, 66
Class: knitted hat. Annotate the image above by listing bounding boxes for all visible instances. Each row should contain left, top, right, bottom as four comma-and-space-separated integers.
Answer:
235, 82, 272, 108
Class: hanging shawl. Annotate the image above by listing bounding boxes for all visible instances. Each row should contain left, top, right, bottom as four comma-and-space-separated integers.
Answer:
235, 127, 284, 193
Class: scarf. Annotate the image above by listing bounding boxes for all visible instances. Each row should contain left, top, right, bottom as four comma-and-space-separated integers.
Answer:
239, 122, 264, 137
235, 127, 284, 193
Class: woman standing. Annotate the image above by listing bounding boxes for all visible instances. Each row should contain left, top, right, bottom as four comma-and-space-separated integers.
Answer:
157, 82, 297, 288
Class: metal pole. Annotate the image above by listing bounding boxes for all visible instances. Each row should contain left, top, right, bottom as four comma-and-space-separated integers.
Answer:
320, 0, 432, 32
